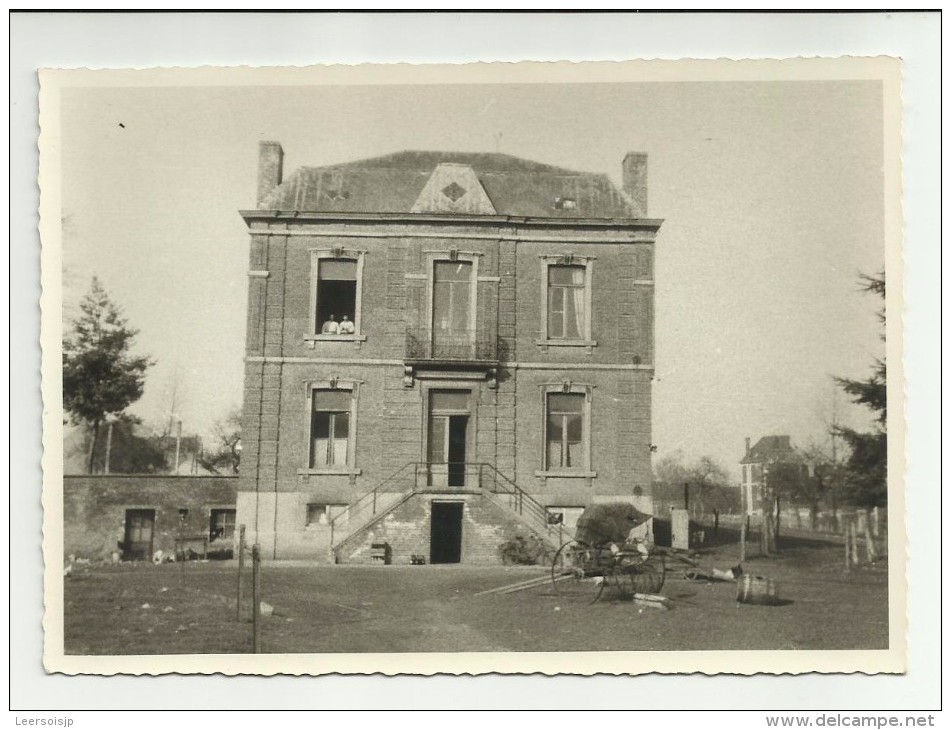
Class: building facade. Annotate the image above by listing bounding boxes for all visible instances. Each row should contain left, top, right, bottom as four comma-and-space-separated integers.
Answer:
739, 435, 797, 515
237, 145, 663, 563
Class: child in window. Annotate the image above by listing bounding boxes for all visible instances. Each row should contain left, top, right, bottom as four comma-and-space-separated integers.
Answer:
321, 315, 339, 334
338, 315, 355, 334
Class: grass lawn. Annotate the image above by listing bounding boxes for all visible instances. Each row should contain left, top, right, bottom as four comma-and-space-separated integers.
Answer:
64, 534, 889, 655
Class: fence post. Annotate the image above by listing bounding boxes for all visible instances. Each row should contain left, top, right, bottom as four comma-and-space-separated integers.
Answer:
236, 525, 246, 621
843, 525, 852, 570
251, 544, 261, 653
739, 517, 747, 563
864, 519, 877, 562
850, 521, 860, 566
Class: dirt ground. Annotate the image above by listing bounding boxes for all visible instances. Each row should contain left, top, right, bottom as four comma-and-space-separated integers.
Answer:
64, 534, 889, 655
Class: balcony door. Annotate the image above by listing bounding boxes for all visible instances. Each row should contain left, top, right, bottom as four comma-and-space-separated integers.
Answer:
427, 390, 470, 488
431, 260, 473, 359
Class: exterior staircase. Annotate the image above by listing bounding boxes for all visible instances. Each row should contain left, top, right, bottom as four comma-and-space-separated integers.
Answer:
328, 462, 566, 562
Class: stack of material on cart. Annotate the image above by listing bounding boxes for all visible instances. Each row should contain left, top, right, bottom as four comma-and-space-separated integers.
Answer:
574, 502, 654, 546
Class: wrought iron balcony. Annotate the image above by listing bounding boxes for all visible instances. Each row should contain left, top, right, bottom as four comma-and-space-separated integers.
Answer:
404, 328, 499, 363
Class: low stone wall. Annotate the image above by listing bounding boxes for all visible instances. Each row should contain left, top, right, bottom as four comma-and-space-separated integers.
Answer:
63, 475, 238, 561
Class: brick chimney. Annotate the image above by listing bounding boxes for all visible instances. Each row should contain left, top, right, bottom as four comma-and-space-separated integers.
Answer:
745, 437, 751, 456
256, 141, 284, 208
622, 152, 648, 217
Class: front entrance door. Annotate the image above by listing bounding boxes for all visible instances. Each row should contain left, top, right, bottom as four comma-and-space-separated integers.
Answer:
430, 501, 463, 564
427, 390, 470, 488
123, 509, 155, 561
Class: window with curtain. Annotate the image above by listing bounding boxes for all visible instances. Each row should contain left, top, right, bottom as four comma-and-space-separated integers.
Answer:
432, 260, 472, 344
546, 392, 585, 469
310, 390, 351, 468
547, 265, 586, 339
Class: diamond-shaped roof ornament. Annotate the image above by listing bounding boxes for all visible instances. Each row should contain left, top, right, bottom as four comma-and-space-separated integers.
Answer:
411, 163, 495, 214
441, 182, 467, 202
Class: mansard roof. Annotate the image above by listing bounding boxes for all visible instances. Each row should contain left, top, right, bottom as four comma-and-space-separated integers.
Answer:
258, 150, 638, 219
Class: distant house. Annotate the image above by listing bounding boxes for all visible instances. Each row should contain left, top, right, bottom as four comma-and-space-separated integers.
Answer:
739, 435, 797, 515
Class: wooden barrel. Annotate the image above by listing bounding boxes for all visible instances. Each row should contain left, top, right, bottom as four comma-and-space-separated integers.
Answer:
736, 574, 778, 605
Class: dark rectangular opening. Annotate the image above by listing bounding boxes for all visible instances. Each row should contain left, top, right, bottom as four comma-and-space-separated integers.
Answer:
316, 259, 357, 333
447, 415, 468, 487
430, 501, 463, 564
122, 509, 155, 561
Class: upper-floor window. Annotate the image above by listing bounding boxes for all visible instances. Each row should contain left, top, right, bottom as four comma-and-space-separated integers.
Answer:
538, 256, 595, 347
548, 265, 586, 340
432, 260, 473, 345
309, 251, 366, 342
310, 389, 352, 468
317, 259, 357, 334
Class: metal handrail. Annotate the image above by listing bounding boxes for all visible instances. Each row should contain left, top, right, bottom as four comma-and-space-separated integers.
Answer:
328, 461, 418, 550
404, 328, 498, 362
476, 463, 561, 544
329, 461, 562, 557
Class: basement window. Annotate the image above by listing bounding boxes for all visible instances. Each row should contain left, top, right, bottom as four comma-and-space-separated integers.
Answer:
546, 506, 584, 531
306, 503, 348, 527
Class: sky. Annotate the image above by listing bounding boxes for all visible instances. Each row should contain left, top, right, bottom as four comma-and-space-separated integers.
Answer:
59, 78, 885, 477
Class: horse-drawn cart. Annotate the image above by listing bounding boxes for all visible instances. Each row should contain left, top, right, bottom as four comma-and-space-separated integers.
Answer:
550, 502, 666, 602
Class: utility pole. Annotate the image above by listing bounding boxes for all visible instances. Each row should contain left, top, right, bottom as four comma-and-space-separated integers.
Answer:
829, 391, 841, 533
739, 473, 747, 562
173, 416, 182, 474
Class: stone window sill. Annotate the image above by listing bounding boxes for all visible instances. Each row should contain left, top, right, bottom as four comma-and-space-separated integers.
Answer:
304, 334, 367, 343
534, 470, 597, 479
297, 468, 362, 477
535, 339, 597, 348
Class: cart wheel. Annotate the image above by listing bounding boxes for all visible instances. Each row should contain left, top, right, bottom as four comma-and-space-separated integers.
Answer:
630, 554, 666, 595
551, 540, 603, 603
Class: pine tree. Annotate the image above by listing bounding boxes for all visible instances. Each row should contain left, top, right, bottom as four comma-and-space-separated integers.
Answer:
63, 277, 153, 473
834, 273, 887, 508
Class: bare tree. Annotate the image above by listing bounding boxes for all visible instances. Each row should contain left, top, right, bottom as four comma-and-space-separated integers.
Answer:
197, 408, 242, 475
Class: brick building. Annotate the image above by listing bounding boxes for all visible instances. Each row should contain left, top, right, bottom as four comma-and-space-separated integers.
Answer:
64, 475, 238, 561
237, 145, 663, 563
